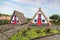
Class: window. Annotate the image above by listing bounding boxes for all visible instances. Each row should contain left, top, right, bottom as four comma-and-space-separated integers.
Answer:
12, 20, 14, 22
42, 20, 45, 22
35, 19, 37, 22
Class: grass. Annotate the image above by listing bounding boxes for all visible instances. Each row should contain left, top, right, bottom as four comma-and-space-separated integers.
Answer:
9, 27, 60, 40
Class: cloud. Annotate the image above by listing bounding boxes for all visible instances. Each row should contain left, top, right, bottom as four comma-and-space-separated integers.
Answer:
0, 1, 24, 14
13, 0, 31, 4
0, 1, 37, 11
12, 0, 55, 8
0, 1, 39, 18
0, 0, 60, 18
12, 0, 42, 5
44, 0, 60, 9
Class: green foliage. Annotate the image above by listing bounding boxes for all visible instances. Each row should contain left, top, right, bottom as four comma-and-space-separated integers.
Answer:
26, 30, 38, 38
21, 30, 27, 36
26, 18, 31, 22
49, 14, 59, 21
0, 20, 10, 25
39, 28, 47, 36
27, 27, 31, 30
0, 14, 11, 16
18, 36, 30, 40
50, 29, 59, 34
10, 34, 17, 40
9, 27, 59, 40
58, 16, 60, 21
45, 28, 51, 33
49, 14, 60, 25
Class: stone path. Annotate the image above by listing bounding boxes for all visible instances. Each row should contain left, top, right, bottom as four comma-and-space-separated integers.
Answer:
0, 25, 24, 40
0, 33, 8, 40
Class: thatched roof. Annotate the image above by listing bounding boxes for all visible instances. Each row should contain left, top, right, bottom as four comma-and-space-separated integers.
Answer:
27, 8, 51, 26
10, 10, 27, 25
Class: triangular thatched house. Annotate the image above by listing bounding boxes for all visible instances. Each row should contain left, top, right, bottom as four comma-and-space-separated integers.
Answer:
10, 10, 27, 25
27, 8, 51, 26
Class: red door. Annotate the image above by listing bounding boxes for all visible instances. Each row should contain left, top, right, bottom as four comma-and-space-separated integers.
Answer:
13, 15, 17, 25
37, 14, 42, 26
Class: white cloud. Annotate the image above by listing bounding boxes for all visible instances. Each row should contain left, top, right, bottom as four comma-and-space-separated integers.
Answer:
0, 0, 60, 18
12, 0, 33, 4
45, 0, 60, 9
0, 1, 24, 14
0, 1, 39, 18
12, 0, 42, 5
0, 1, 38, 11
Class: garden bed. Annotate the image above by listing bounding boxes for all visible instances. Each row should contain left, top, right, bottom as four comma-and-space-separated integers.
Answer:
9, 27, 60, 40
31, 33, 60, 40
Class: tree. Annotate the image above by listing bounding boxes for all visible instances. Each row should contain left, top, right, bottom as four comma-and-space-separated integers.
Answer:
57, 16, 60, 21
49, 14, 59, 21
0, 14, 2, 16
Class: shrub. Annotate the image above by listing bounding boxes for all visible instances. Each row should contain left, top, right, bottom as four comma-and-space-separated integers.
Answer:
0, 20, 10, 25
9, 27, 60, 40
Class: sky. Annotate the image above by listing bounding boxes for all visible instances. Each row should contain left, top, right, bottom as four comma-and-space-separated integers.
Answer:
0, 0, 60, 18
